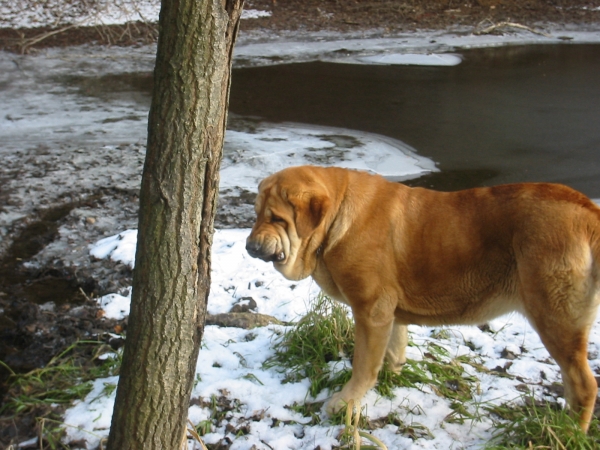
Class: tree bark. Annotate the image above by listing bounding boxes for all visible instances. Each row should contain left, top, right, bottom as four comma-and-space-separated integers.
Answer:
107, 1, 244, 448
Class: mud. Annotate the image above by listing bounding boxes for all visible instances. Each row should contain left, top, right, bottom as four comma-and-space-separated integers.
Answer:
1, 0, 599, 52
0, 196, 131, 382
0, 204, 86, 304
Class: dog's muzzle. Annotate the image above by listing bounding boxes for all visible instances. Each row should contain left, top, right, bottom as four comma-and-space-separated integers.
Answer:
246, 240, 285, 263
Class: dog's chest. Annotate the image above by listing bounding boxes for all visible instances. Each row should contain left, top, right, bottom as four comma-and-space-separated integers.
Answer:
311, 260, 347, 304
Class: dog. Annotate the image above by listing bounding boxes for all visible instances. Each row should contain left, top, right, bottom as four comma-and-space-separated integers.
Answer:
246, 165, 600, 431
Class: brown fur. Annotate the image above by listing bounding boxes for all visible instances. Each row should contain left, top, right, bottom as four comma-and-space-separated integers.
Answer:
246, 165, 600, 431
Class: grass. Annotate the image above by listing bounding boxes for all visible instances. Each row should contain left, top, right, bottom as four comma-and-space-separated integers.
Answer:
392, 343, 480, 403
5, 293, 600, 449
0, 339, 121, 448
263, 291, 356, 398
265, 293, 483, 427
1, 340, 120, 416
485, 397, 600, 449
262, 292, 600, 448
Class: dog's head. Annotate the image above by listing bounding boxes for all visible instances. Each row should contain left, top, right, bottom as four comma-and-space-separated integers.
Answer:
246, 166, 334, 281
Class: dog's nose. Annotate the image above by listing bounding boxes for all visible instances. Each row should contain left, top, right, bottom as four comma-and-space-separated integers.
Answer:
246, 240, 262, 258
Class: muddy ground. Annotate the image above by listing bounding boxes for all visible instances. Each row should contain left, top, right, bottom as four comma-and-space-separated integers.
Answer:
0, 0, 599, 447
0, 0, 599, 51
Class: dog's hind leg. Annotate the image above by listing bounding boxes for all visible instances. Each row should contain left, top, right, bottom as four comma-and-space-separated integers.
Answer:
385, 321, 408, 373
519, 256, 599, 432
532, 316, 598, 432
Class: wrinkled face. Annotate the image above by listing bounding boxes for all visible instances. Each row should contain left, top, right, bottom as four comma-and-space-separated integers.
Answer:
246, 169, 329, 281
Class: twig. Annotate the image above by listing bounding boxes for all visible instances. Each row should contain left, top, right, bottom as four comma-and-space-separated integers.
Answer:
39, 418, 44, 450
187, 419, 208, 450
79, 286, 92, 302
474, 20, 551, 38
18, 24, 78, 54
545, 424, 567, 450
344, 400, 388, 450
260, 440, 275, 450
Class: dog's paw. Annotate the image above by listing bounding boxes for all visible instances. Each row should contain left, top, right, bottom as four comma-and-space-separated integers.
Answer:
387, 361, 406, 374
325, 392, 352, 415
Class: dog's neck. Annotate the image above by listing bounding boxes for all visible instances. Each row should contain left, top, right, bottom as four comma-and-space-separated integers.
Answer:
311, 243, 345, 303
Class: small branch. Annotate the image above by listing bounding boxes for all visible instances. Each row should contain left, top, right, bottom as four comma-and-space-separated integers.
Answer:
474, 20, 551, 38
18, 24, 78, 53
343, 400, 388, 450
186, 420, 208, 450
79, 287, 92, 302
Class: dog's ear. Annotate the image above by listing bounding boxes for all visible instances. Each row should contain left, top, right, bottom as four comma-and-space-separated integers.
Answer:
293, 193, 330, 238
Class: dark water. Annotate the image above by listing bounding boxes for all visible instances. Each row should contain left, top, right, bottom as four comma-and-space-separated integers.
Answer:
230, 44, 600, 195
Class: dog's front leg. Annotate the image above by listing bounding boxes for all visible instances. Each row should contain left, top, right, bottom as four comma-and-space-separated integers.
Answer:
326, 313, 394, 414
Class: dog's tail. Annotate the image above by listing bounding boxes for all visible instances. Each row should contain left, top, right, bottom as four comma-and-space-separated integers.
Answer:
586, 196, 600, 262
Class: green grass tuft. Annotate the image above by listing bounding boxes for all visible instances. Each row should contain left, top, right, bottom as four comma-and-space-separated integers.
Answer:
1, 340, 121, 417
397, 344, 479, 403
265, 293, 482, 418
0, 339, 121, 448
485, 397, 600, 449
266, 292, 600, 446
264, 292, 356, 398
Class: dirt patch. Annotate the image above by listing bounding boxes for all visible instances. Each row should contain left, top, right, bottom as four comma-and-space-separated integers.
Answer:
0, 189, 136, 447
0, 0, 598, 52
0, 196, 130, 448
243, 0, 600, 34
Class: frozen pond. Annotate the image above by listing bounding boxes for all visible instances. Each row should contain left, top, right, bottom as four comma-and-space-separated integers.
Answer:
3, 43, 598, 210
231, 44, 600, 195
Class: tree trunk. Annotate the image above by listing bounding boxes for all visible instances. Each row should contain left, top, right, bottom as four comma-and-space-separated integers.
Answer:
107, 1, 244, 448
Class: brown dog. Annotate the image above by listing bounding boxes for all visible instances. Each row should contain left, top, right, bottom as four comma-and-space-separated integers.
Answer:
246, 165, 600, 431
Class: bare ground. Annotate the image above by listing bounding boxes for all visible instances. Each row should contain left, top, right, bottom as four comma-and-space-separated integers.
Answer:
0, 0, 598, 52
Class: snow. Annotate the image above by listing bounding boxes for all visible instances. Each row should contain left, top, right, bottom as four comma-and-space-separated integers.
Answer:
72, 228, 600, 450
356, 53, 463, 66
3, 1, 600, 449
90, 229, 138, 268
222, 123, 436, 191
98, 292, 131, 320
0, 0, 269, 29
241, 9, 272, 20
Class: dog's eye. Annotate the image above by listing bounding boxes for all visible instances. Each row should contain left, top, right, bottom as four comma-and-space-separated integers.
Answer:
271, 215, 285, 224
